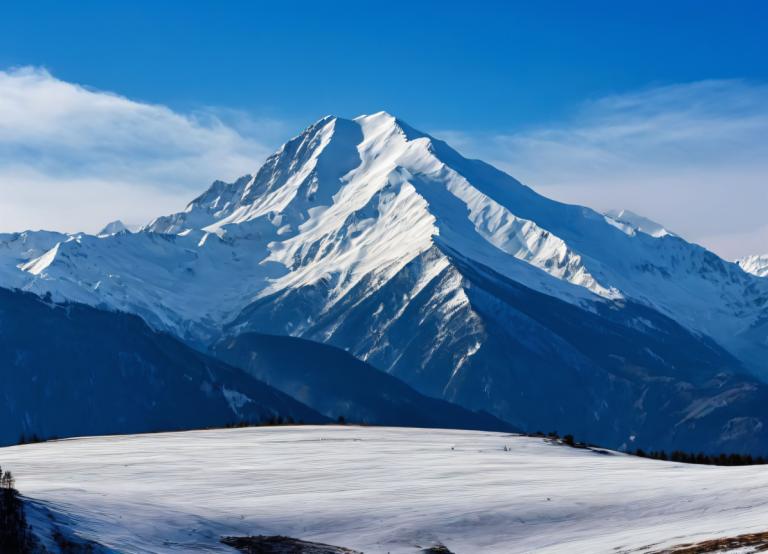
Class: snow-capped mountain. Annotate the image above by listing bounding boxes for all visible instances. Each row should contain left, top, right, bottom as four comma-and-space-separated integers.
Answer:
4, 112, 768, 451
97, 219, 135, 237
739, 254, 768, 277
603, 209, 674, 238
0, 230, 67, 285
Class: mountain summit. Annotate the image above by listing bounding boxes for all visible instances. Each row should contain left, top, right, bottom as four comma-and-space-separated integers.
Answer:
4, 112, 768, 452
98, 220, 133, 236
739, 254, 768, 277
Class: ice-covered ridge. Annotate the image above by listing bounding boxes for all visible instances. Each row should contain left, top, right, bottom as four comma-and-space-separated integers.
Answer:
739, 254, 768, 277
20, 241, 61, 275
0, 231, 65, 288
141, 112, 616, 304
5, 426, 768, 553
14, 230, 283, 344
98, 220, 134, 237
604, 209, 674, 238
256, 112, 618, 302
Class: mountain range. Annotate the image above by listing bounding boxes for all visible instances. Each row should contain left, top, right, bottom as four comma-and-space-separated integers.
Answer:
2, 112, 767, 453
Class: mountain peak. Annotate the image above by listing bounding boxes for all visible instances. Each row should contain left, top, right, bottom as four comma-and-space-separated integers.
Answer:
738, 254, 768, 277
98, 220, 134, 237
353, 110, 397, 126
144, 111, 433, 236
604, 209, 673, 238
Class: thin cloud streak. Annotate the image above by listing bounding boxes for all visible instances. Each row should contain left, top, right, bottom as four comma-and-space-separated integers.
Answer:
2, 69, 765, 259
435, 80, 768, 259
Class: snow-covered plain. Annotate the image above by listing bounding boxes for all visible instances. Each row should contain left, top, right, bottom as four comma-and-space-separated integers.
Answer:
3, 426, 768, 553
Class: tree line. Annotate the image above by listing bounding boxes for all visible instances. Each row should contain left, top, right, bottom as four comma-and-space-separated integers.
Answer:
634, 449, 767, 466
530, 431, 768, 466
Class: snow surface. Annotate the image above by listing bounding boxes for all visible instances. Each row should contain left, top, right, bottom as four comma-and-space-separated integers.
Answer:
604, 209, 674, 238
0, 229, 67, 286
3, 426, 768, 553
739, 254, 768, 278
98, 220, 135, 237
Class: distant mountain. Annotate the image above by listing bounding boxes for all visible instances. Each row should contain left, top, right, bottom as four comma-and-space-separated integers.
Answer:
603, 209, 674, 238
0, 230, 67, 286
213, 333, 514, 432
3, 112, 768, 452
98, 219, 135, 237
0, 287, 324, 446
739, 254, 768, 277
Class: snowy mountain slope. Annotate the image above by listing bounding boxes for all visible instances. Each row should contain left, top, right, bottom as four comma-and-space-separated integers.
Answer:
98, 219, 135, 237
4, 426, 768, 553
12, 229, 279, 344
213, 333, 515, 432
3, 112, 768, 450
604, 208, 674, 238
0, 230, 67, 286
0, 287, 325, 446
233, 245, 768, 453
739, 254, 768, 277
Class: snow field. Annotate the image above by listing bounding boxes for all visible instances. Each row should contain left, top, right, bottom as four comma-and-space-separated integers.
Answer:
2, 426, 768, 553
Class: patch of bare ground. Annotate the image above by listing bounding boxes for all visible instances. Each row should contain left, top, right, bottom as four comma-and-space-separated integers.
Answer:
646, 530, 768, 553
221, 535, 362, 553
421, 546, 455, 553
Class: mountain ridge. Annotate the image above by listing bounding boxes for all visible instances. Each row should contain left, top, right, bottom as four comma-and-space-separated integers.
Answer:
739, 254, 768, 277
2, 111, 768, 451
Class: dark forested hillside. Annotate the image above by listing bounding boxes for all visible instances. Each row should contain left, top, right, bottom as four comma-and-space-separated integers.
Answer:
0, 288, 325, 446
214, 332, 514, 432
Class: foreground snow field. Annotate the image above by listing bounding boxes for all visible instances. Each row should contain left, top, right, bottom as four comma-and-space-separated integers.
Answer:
2, 426, 768, 553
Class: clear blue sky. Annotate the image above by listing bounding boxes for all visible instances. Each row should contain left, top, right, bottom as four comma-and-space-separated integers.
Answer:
2, 0, 766, 131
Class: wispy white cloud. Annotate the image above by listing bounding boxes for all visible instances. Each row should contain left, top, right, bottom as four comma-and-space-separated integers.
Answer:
0, 66, 287, 233
3, 70, 766, 259
435, 80, 768, 259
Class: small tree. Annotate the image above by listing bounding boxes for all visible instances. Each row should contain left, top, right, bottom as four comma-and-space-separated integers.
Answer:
0, 470, 14, 490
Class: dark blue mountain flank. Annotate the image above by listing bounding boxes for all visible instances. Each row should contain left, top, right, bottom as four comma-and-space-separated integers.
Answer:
0, 288, 324, 446
213, 333, 515, 432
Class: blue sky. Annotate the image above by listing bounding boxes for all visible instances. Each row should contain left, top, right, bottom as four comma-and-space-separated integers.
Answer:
3, 1, 766, 129
1, 1, 767, 257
